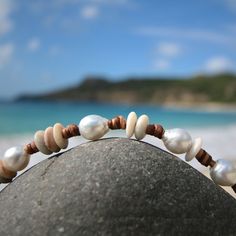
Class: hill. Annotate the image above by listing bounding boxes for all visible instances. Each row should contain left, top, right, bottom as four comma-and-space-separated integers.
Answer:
16, 73, 236, 107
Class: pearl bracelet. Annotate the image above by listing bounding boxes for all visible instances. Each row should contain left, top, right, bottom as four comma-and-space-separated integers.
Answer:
1, 112, 236, 194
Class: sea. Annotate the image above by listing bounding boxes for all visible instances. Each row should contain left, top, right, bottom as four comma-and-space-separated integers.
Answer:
1, 101, 236, 195
1, 101, 236, 135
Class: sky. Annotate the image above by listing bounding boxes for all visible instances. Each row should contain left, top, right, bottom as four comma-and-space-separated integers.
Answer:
0, 0, 236, 98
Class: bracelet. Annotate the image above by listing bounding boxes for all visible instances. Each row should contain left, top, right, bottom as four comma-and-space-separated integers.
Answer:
1, 111, 236, 194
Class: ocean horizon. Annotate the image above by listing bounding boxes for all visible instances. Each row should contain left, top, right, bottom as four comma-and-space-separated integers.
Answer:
1, 100, 236, 136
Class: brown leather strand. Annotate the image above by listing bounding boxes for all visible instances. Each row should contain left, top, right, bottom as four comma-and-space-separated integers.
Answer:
62, 124, 80, 139
24, 141, 39, 155
195, 148, 216, 167
108, 116, 126, 130
146, 124, 165, 139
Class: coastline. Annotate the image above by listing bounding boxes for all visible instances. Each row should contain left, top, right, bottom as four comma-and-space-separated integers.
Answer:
162, 101, 236, 112
15, 74, 236, 110
12, 98, 236, 113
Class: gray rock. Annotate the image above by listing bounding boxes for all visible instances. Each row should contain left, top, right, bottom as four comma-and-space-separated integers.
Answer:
0, 138, 236, 236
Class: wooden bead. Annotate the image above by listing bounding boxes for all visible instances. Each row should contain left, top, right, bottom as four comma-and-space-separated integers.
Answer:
0, 160, 17, 181
135, 114, 149, 140
146, 124, 165, 139
195, 148, 216, 167
44, 127, 61, 152
34, 130, 53, 155
24, 142, 39, 155
53, 123, 68, 149
126, 112, 137, 138
62, 124, 80, 139
118, 116, 126, 129
108, 116, 126, 130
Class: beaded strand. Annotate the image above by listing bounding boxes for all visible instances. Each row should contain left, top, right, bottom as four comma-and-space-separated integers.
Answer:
1, 112, 236, 194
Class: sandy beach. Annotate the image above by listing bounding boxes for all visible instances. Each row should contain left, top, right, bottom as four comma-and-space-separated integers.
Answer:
1, 125, 236, 197
163, 101, 236, 113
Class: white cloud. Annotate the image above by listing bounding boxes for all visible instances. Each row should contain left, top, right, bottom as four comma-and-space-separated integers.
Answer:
205, 56, 234, 73
0, 0, 14, 36
81, 5, 99, 19
28, 38, 41, 52
0, 43, 14, 68
137, 27, 234, 45
156, 42, 182, 57
153, 59, 170, 70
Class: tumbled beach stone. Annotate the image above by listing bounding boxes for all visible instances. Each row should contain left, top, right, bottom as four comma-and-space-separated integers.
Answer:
0, 138, 236, 236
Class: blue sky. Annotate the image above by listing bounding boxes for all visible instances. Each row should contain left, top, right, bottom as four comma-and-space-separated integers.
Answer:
0, 0, 236, 98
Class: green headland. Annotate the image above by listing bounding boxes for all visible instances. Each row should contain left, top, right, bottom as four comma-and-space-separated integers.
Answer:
16, 73, 236, 109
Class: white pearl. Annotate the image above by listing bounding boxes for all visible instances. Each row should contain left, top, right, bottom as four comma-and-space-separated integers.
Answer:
210, 159, 236, 186
185, 137, 202, 162
79, 115, 109, 140
126, 111, 137, 138
134, 114, 149, 140
162, 128, 192, 154
2, 146, 30, 172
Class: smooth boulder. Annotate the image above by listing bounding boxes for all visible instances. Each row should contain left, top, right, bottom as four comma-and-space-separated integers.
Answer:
0, 138, 236, 236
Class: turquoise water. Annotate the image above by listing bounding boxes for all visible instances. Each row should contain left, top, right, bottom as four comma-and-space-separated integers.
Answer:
1, 101, 236, 135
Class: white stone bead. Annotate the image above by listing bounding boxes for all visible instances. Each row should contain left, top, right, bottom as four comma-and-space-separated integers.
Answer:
79, 115, 109, 140
2, 146, 30, 172
210, 159, 236, 186
126, 111, 137, 138
185, 137, 202, 162
34, 130, 53, 155
44, 127, 61, 152
162, 128, 192, 154
134, 114, 149, 140
53, 123, 68, 149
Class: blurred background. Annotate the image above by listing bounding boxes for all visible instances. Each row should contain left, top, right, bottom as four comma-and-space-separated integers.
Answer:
0, 0, 236, 195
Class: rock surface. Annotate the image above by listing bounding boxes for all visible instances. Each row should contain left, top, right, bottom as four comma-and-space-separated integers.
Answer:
0, 138, 236, 236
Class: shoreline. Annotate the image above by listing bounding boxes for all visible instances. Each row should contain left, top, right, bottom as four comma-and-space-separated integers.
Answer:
11, 99, 236, 113
162, 101, 236, 112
